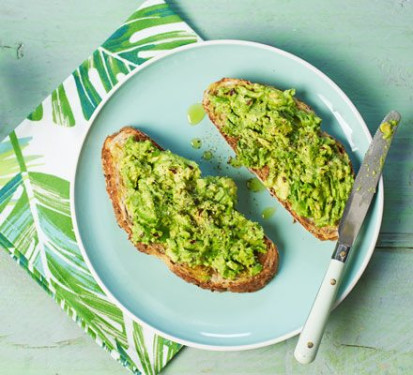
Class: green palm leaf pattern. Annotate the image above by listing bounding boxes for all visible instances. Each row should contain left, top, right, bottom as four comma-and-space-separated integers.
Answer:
0, 137, 40, 187
153, 336, 182, 373
73, 48, 135, 120
28, 83, 75, 127
0, 133, 175, 373
27, 103, 44, 121
73, 1, 198, 121
51, 83, 75, 127
26, 82, 77, 127
116, 340, 142, 374
102, 2, 198, 65
0, 0, 199, 373
133, 322, 156, 375
0, 133, 126, 345
33, 1, 199, 126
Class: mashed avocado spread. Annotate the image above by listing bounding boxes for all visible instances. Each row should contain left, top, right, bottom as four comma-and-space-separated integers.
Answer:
208, 82, 354, 227
380, 120, 397, 140
119, 137, 267, 279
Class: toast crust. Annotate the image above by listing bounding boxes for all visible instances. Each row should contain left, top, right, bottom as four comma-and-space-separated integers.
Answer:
102, 126, 279, 292
203, 78, 354, 241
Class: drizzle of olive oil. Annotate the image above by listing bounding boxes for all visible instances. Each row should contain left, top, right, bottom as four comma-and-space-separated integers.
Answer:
261, 207, 276, 220
246, 178, 265, 192
202, 150, 213, 160
191, 138, 202, 149
187, 103, 205, 125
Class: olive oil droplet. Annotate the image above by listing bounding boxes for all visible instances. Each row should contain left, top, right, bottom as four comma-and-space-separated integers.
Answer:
187, 103, 205, 125
262, 207, 276, 220
191, 138, 202, 149
202, 150, 213, 160
246, 178, 265, 192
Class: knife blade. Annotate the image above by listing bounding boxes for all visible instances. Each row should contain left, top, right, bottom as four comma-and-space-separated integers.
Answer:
338, 110, 401, 249
294, 110, 401, 364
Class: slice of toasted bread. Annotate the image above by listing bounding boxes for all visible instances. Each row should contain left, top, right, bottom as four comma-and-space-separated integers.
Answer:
203, 78, 354, 241
102, 126, 278, 292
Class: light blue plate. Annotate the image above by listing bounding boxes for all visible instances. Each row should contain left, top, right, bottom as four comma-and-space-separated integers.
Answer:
73, 40, 382, 350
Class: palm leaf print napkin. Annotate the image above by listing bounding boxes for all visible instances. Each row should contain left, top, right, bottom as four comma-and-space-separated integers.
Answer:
0, 1, 201, 374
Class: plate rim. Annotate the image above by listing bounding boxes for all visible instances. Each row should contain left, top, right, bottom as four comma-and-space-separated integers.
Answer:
70, 39, 383, 351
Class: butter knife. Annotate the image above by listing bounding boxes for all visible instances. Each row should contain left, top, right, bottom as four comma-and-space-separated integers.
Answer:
294, 110, 401, 364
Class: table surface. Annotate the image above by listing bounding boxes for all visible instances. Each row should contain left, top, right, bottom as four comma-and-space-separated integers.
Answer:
1, 0, 412, 374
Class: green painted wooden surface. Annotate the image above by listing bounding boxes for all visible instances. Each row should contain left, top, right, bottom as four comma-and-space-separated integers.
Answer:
0, 0, 412, 374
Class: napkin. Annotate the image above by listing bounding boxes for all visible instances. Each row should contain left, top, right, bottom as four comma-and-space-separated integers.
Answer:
0, 1, 201, 373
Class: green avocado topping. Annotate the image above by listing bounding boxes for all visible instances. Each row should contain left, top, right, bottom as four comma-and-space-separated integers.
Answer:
380, 120, 397, 140
207, 82, 354, 227
119, 137, 267, 279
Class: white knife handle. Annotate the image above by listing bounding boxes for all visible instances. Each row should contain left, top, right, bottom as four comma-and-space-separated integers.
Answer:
294, 259, 346, 364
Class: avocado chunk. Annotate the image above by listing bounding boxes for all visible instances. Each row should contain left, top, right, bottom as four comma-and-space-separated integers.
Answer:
380, 120, 397, 140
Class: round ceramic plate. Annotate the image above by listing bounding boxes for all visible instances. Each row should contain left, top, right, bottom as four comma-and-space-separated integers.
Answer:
72, 40, 383, 350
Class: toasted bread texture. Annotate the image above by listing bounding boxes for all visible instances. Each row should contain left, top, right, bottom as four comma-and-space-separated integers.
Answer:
102, 127, 279, 292
203, 78, 354, 241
